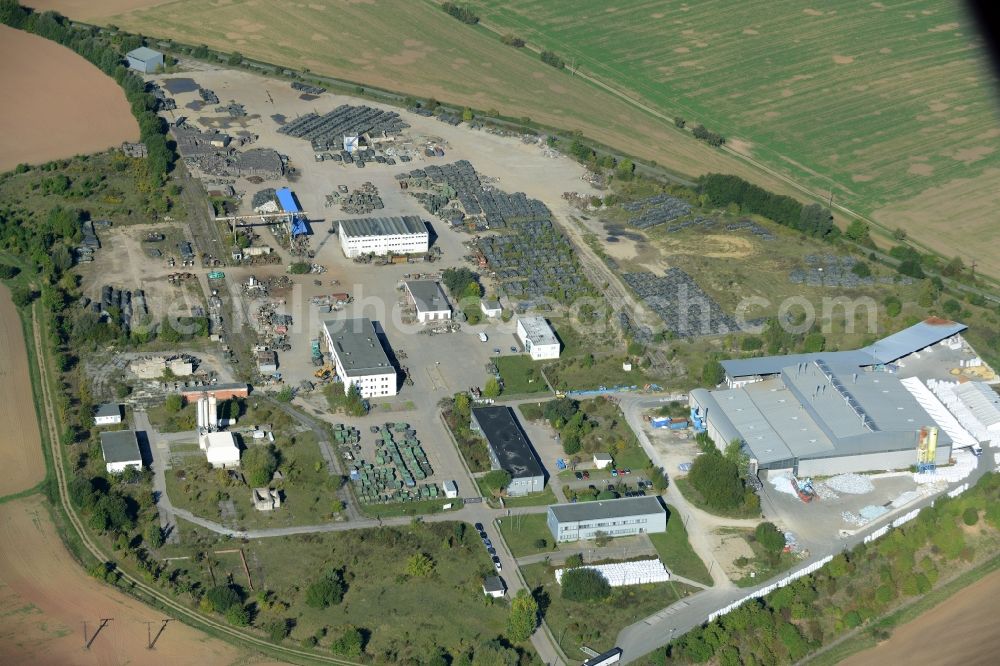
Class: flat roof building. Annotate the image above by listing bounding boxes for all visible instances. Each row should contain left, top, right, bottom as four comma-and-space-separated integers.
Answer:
481, 299, 502, 318
339, 216, 428, 258
94, 403, 123, 426
482, 576, 506, 598
100, 430, 142, 474
691, 359, 953, 477
404, 280, 451, 323
125, 47, 163, 73
471, 406, 545, 496
322, 318, 397, 398
516, 316, 560, 361
547, 496, 667, 543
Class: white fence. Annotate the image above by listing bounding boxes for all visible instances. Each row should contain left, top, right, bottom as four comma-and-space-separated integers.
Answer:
706, 555, 833, 623
891, 508, 921, 528
864, 525, 890, 543
947, 483, 969, 498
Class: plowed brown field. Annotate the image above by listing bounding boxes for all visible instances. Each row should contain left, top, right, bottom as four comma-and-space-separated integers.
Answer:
0, 25, 137, 172
841, 567, 1000, 666
0, 496, 243, 665
0, 285, 44, 496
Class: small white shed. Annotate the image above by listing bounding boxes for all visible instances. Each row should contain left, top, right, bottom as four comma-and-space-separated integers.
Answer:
593, 452, 613, 469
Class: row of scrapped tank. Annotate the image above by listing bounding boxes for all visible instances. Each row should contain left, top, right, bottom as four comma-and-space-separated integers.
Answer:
97, 285, 148, 331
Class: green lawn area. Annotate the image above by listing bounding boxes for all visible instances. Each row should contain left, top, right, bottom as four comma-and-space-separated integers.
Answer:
495, 355, 550, 395
496, 513, 558, 557
675, 477, 762, 520
164, 430, 347, 529
648, 505, 712, 586
147, 402, 197, 433
356, 496, 465, 519
522, 562, 697, 652
477, 479, 558, 509
546, 352, 649, 392
162, 520, 530, 662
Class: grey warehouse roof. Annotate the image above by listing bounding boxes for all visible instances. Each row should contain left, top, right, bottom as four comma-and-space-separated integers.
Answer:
548, 496, 665, 524
127, 46, 162, 61
100, 430, 141, 463
405, 280, 450, 313
693, 361, 952, 467
518, 316, 557, 346
339, 216, 426, 238
94, 403, 122, 418
472, 406, 544, 480
721, 318, 966, 379
323, 317, 394, 377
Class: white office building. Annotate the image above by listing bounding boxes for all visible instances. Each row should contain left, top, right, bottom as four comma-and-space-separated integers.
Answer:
323, 318, 398, 398
404, 280, 452, 323
547, 496, 667, 543
516, 316, 560, 360
339, 216, 428, 258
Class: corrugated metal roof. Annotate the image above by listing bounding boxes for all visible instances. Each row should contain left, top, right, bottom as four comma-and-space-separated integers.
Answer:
721, 319, 966, 379
339, 216, 426, 238
863, 318, 966, 364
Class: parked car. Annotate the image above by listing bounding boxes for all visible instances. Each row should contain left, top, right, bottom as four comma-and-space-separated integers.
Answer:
582, 471, 590, 480
611, 469, 619, 477
575, 471, 583, 480
492, 556, 502, 572
487, 546, 496, 557
483, 538, 492, 548
493, 347, 501, 354
474, 522, 484, 532
510, 346, 517, 352
606, 484, 615, 492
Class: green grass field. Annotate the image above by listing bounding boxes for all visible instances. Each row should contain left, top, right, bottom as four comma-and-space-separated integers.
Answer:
496, 513, 557, 557
468, 0, 1000, 268
522, 561, 696, 652
494, 354, 550, 394
648, 505, 712, 586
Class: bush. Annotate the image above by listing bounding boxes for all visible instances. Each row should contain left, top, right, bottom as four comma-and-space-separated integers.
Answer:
482, 470, 512, 494
0, 263, 19, 279
204, 584, 243, 613
962, 507, 979, 526
701, 360, 725, 386
506, 588, 538, 642
540, 50, 565, 69
884, 295, 902, 317
441, 2, 478, 25
164, 394, 184, 413
533, 538, 548, 549
406, 553, 436, 577
688, 453, 744, 511
561, 568, 611, 601
225, 604, 249, 626
331, 626, 365, 656
242, 445, 278, 486
755, 522, 785, 560
305, 570, 346, 608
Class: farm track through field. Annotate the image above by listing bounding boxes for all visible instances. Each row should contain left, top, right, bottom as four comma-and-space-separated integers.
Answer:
28, 305, 361, 666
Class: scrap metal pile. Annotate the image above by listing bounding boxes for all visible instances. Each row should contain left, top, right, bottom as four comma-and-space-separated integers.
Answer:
277, 104, 408, 151
623, 269, 739, 337
82, 285, 150, 333
478, 220, 590, 306
339, 182, 383, 215
787, 254, 902, 288
399, 161, 549, 228
291, 82, 325, 95
622, 193, 692, 229
661, 215, 775, 240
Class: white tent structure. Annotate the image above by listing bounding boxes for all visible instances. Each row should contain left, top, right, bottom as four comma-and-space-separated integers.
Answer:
927, 379, 1000, 447
555, 559, 669, 588
900, 377, 978, 449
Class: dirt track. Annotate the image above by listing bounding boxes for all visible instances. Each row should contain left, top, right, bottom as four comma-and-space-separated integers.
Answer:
0, 25, 137, 172
841, 567, 1000, 666
0, 285, 45, 496
0, 496, 245, 665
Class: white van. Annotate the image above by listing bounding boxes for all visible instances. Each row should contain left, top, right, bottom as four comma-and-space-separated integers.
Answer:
479, 332, 488, 342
